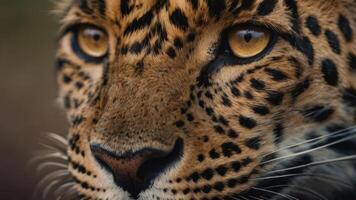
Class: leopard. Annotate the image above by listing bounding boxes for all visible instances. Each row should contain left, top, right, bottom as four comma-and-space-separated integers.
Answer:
37, 0, 356, 199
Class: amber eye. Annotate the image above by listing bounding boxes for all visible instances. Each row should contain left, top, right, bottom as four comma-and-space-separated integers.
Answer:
228, 27, 271, 58
76, 26, 109, 58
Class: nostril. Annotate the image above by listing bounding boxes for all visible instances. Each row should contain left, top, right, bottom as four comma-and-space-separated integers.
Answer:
137, 138, 184, 181
90, 138, 184, 198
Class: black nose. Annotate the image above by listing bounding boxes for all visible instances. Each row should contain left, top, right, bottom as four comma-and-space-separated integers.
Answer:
90, 138, 183, 198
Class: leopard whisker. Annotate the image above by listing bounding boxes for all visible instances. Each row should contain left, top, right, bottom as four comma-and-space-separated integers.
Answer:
55, 183, 77, 200
36, 161, 68, 173
235, 195, 249, 200
266, 155, 356, 175
42, 180, 62, 200
30, 152, 68, 167
261, 125, 356, 161
265, 185, 327, 200
261, 130, 356, 165
251, 187, 298, 200
252, 173, 353, 188
35, 170, 71, 192
248, 195, 265, 200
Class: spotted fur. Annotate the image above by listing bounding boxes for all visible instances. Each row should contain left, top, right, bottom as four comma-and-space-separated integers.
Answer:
41, 0, 356, 199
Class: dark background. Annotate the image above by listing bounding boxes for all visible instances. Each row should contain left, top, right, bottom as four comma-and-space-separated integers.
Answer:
0, 1, 68, 199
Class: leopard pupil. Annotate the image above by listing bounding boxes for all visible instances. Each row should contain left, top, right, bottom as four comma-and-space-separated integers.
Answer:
244, 33, 253, 43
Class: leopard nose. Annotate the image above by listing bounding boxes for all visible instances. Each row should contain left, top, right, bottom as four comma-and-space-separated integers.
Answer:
90, 138, 183, 198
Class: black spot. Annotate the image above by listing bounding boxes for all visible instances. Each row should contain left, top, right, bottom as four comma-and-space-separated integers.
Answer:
250, 79, 266, 90
338, 15, 353, 42
201, 168, 214, 180
302, 105, 335, 122
174, 37, 183, 49
187, 33, 196, 42
197, 154, 205, 162
63, 75, 72, 83
186, 113, 194, 121
219, 116, 229, 126
305, 16, 321, 36
266, 91, 284, 106
264, 68, 288, 81
169, 8, 189, 31
292, 79, 310, 99
239, 116, 257, 129
284, 0, 300, 33
214, 126, 225, 134
343, 88, 356, 107
221, 142, 242, 157
120, 0, 134, 15
245, 136, 261, 150
124, 11, 154, 35
348, 53, 356, 72
253, 106, 270, 116
183, 188, 191, 194
273, 123, 284, 143
188, 0, 199, 10
281, 34, 314, 65
121, 45, 128, 55
130, 42, 144, 54
228, 129, 239, 139
257, 0, 278, 16
166, 47, 177, 58
213, 182, 225, 192
325, 30, 341, 54
205, 91, 214, 99
321, 59, 338, 86
216, 165, 228, 176
222, 96, 232, 107
188, 172, 200, 183
231, 161, 241, 172
97, 0, 106, 15
75, 82, 84, 90
242, 157, 253, 166
64, 96, 71, 109
79, 0, 93, 14
202, 185, 212, 193
231, 86, 241, 97
244, 91, 254, 99
232, 0, 255, 15
227, 178, 238, 188
175, 120, 185, 128
205, 0, 226, 18
205, 107, 214, 116
209, 149, 220, 159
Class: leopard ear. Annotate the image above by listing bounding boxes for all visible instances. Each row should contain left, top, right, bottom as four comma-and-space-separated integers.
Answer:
51, 0, 73, 17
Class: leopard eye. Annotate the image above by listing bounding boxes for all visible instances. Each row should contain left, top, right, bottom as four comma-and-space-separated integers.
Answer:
228, 26, 271, 58
75, 26, 109, 60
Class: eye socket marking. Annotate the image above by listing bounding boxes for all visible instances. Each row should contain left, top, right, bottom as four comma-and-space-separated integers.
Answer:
197, 24, 277, 87
70, 25, 109, 63
228, 26, 272, 59
77, 26, 108, 58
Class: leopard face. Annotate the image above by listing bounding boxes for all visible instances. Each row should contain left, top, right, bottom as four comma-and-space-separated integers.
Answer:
41, 0, 356, 199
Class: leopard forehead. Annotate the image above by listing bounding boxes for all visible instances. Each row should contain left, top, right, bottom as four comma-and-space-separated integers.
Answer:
50, 0, 356, 200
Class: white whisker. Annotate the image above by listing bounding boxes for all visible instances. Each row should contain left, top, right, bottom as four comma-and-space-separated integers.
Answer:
261, 132, 356, 165
36, 161, 68, 172
251, 187, 298, 200
261, 126, 356, 160
30, 152, 68, 166
267, 155, 356, 175
252, 173, 353, 188
266, 185, 327, 200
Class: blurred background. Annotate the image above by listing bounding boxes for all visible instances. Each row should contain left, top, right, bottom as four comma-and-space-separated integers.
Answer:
0, 1, 68, 199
